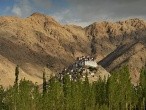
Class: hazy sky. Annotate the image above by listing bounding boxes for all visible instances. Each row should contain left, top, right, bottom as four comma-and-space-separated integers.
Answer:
0, 0, 146, 26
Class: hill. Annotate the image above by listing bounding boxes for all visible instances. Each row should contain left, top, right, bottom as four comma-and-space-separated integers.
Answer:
0, 13, 146, 86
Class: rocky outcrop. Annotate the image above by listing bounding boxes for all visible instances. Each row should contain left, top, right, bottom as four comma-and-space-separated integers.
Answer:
57, 56, 110, 83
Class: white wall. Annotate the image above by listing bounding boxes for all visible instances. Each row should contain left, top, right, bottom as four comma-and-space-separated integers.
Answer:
84, 61, 97, 68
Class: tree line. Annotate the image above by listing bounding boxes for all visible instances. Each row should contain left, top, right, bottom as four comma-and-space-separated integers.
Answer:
0, 66, 146, 110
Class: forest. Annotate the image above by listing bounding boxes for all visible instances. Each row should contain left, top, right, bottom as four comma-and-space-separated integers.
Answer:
0, 66, 146, 110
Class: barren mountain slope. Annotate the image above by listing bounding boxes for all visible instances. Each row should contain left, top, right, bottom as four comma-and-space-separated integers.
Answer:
0, 13, 91, 87
1, 13, 146, 86
85, 18, 146, 85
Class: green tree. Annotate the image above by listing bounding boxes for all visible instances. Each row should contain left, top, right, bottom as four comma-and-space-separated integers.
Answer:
4, 86, 19, 110
95, 76, 108, 109
14, 65, 19, 85
43, 71, 47, 95
62, 74, 72, 110
17, 79, 36, 110
139, 68, 146, 109
0, 85, 6, 110
108, 66, 133, 110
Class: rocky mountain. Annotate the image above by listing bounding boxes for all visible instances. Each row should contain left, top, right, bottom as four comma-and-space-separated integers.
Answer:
86, 19, 146, 85
0, 12, 146, 87
0, 13, 91, 87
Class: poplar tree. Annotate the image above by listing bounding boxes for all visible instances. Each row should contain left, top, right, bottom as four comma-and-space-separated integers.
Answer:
18, 79, 35, 110
43, 71, 47, 95
119, 66, 133, 110
0, 86, 5, 110
139, 68, 146, 109
82, 73, 90, 109
62, 74, 72, 110
108, 70, 122, 109
96, 76, 108, 108
14, 65, 19, 85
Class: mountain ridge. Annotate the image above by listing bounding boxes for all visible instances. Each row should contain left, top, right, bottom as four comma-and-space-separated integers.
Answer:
0, 12, 146, 86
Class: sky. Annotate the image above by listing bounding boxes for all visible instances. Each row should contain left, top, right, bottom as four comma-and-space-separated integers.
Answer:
0, 0, 146, 26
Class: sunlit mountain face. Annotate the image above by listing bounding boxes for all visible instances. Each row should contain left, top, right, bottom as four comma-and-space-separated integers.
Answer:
0, 12, 146, 87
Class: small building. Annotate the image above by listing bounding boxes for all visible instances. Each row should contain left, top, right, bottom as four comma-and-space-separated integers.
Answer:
84, 60, 98, 68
